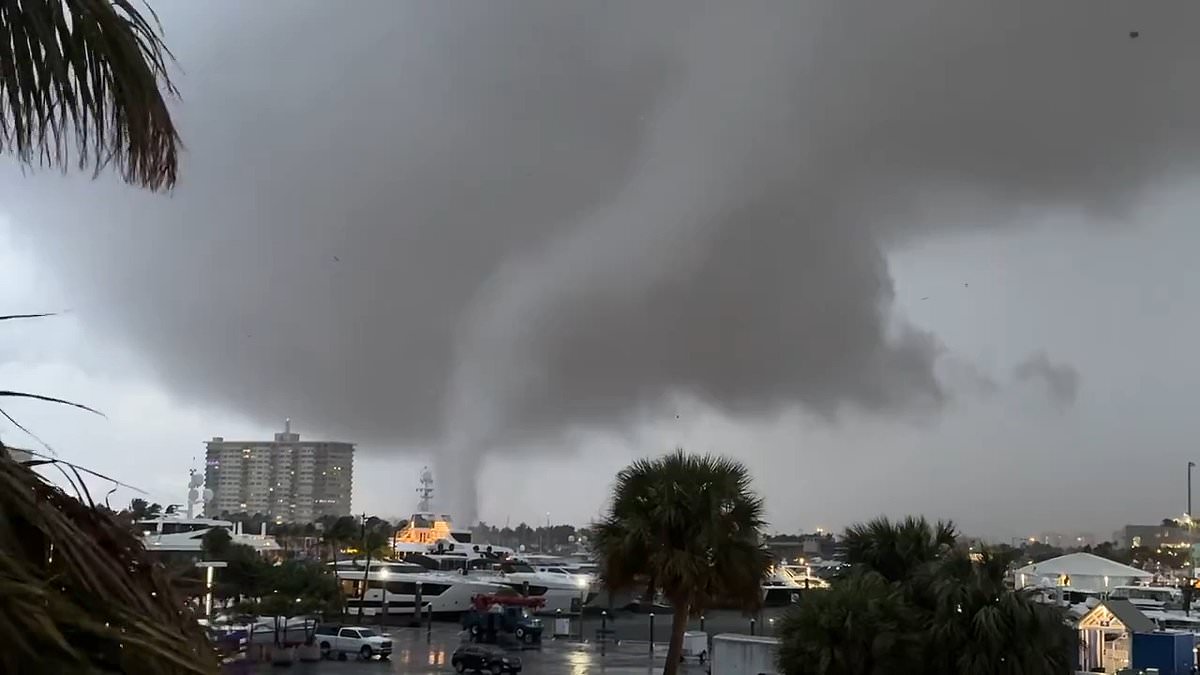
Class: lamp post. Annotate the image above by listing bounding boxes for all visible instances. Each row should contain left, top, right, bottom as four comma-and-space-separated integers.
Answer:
649, 612, 655, 654
1191, 461, 1197, 580
1190, 461, 1195, 520
196, 561, 228, 617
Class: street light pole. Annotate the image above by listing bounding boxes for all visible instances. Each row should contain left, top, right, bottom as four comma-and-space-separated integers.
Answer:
1190, 462, 1195, 518
1191, 462, 1197, 581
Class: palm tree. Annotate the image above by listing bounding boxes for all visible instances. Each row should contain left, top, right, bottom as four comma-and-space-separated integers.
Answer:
323, 515, 357, 564
778, 516, 1073, 675
776, 572, 921, 675
0, 1, 187, 671
925, 549, 1075, 675
127, 497, 150, 520
593, 450, 772, 675
0, 454, 217, 674
841, 516, 957, 584
0, 0, 180, 189
354, 522, 392, 621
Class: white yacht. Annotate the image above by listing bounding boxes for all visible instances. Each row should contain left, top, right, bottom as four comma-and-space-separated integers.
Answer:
1108, 585, 1182, 612
1146, 609, 1200, 634
762, 565, 809, 606
138, 468, 282, 558
529, 562, 596, 589
139, 514, 282, 557
406, 553, 595, 614
524, 555, 596, 580
778, 564, 831, 590
331, 559, 512, 617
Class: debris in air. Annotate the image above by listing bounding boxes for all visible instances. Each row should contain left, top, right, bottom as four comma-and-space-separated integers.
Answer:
1129, 31, 1139, 39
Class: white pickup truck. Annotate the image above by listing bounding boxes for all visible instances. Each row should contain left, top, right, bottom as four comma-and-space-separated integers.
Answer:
314, 625, 392, 661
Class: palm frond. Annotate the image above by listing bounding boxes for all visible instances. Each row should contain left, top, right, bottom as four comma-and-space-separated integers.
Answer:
0, 0, 180, 190
0, 451, 216, 674
0, 389, 103, 415
0, 312, 56, 321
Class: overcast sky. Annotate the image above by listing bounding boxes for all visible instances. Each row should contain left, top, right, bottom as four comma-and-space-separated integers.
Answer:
1, 1, 1198, 541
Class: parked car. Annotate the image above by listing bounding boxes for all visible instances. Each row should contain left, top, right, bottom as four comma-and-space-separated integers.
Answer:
451, 644, 522, 673
313, 624, 392, 661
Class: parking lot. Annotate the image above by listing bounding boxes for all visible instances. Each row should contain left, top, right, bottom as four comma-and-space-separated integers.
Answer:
228, 621, 714, 674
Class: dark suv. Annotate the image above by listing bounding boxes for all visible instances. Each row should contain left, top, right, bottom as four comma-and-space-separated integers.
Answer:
451, 644, 522, 673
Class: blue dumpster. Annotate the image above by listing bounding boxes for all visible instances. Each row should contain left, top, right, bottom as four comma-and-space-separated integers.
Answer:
1132, 632, 1195, 675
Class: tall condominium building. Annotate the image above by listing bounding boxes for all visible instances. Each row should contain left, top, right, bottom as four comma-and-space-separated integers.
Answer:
203, 420, 353, 523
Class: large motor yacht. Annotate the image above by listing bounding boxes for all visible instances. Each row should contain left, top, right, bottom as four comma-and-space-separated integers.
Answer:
405, 553, 595, 614
139, 514, 281, 557
381, 469, 593, 613
391, 468, 516, 560
138, 469, 280, 558
331, 558, 512, 617
762, 564, 824, 605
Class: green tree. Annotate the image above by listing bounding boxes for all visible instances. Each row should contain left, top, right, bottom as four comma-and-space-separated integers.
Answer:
593, 450, 772, 675
235, 560, 341, 646
200, 526, 232, 559
323, 515, 358, 564
128, 497, 151, 520
842, 516, 955, 584
354, 520, 392, 621
926, 550, 1075, 675
778, 516, 1074, 675
213, 543, 269, 603
776, 572, 920, 675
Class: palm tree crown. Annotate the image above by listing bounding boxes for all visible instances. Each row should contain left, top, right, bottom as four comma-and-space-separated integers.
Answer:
778, 515, 1074, 675
842, 515, 956, 584
593, 450, 772, 675
0, 0, 180, 189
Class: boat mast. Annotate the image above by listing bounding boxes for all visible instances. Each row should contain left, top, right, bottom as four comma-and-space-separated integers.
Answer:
417, 466, 435, 512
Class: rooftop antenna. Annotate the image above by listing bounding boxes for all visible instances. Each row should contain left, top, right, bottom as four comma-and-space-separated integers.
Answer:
416, 466, 434, 512
284, 417, 291, 434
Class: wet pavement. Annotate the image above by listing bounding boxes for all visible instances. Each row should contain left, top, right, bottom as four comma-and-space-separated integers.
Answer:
225, 608, 790, 673
227, 618, 737, 674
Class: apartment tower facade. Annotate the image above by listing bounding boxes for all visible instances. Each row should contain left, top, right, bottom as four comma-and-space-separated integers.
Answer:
203, 420, 353, 523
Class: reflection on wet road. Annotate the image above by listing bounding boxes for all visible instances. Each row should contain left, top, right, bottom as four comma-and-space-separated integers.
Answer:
233, 621, 717, 674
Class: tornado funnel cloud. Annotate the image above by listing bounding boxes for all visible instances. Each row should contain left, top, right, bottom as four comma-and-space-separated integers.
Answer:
0, 2, 1196, 523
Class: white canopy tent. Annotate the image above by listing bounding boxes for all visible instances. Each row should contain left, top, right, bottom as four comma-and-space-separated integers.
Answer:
1014, 552, 1152, 591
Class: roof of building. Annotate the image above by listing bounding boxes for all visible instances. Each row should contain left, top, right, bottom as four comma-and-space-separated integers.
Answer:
1078, 599, 1157, 634
1015, 552, 1152, 580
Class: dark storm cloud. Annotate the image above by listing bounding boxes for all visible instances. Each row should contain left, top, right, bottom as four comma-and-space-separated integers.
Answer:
1, 1, 1197, 517
1014, 352, 1081, 408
